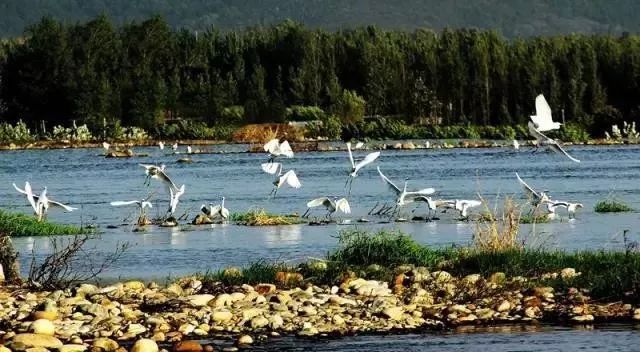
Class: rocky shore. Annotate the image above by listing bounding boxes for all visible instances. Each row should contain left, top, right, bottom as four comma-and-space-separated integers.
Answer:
0, 267, 638, 352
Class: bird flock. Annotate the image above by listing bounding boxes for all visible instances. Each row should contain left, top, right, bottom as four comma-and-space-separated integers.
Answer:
12, 94, 584, 225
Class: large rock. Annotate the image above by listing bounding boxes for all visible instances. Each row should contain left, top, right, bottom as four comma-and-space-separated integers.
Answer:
131, 339, 158, 352
250, 316, 269, 329
187, 294, 214, 307
382, 307, 404, 320
12, 334, 63, 349
211, 294, 232, 308
237, 335, 253, 345
211, 310, 233, 323
58, 344, 88, 352
30, 319, 55, 336
173, 341, 203, 352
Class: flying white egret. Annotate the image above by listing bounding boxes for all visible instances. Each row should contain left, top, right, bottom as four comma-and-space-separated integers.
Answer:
527, 122, 580, 163
516, 172, 550, 207
302, 197, 351, 219
13, 182, 76, 221
158, 141, 165, 150
110, 196, 153, 225
345, 142, 380, 194
446, 199, 483, 219
413, 196, 448, 221
201, 196, 230, 220
377, 167, 435, 217
530, 94, 562, 132
139, 164, 178, 192
264, 139, 294, 161
269, 163, 301, 197
168, 184, 186, 215
261, 162, 281, 174
546, 201, 583, 219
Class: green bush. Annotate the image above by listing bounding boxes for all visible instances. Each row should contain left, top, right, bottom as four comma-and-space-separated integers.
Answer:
153, 120, 234, 140
0, 120, 36, 144
285, 105, 327, 122
219, 106, 245, 125
306, 114, 342, 140
594, 199, 633, 213
557, 123, 590, 143
334, 90, 365, 124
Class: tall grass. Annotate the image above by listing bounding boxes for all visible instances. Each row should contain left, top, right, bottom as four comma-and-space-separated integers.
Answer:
594, 199, 633, 213
0, 210, 93, 236
473, 196, 522, 251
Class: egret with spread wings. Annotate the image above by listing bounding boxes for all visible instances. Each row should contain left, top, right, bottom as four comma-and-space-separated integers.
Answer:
302, 197, 351, 219
345, 142, 380, 195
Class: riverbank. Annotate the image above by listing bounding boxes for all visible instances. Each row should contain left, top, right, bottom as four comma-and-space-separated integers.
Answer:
2, 230, 640, 351
0, 137, 635, 153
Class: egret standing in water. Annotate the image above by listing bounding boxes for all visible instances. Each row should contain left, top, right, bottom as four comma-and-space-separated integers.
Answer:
442, 199, 483, 220
345, 142, 380, 194
269, 163, 301, 197
201, 196, 230, 221
158, 141, 165, 150
303, 197, 351, 219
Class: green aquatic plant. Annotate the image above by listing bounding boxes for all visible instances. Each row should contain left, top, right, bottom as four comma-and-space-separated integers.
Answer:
0, 210, 94, 237
230, 209, 305, 226
594, 199, 633, 213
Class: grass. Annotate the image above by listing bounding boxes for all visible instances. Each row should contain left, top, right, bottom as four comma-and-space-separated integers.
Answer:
594, 199, 633, 213
519, 214, 550, 224
473, 196, 522, 251
231, 209, 305, 226
0, 210, 94, 237
199, 229, 640, 302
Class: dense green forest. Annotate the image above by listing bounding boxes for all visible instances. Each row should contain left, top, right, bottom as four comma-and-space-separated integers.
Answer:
1, 0, 639, 38
0, 15, 639, 141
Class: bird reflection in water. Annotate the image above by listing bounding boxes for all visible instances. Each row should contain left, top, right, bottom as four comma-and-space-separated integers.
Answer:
263, 225, 302, 247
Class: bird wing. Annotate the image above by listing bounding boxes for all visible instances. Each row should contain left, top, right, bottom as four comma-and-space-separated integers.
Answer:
516, 172, 541, 199
211, 205, 222, 214
550, 201, 569, 208
527, 121, 550, 142
460, 200, 482, 208
335, 198, 351, 214
264, 138, 280, 153
354, 151, 381, 173
24, 182, 39, 213
531, 94, 553, 128
278, 140, 294, 158
110, 200, 140, 206
13, 182, 27, 195
141, 201, 152, 209
221, 208, 230, 219
281, 170, 301, 188
307, 197, 331, 208
346, 142, 355, 168
377, 167, 401, 195
547, 142, 581, 163
406, 188, 436, 196
155, 170, 179, 192
47, 199, 77, 212
261, 162, 281, 174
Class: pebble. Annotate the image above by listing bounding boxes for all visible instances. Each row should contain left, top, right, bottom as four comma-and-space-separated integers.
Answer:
237, 335, 253, 345
173, 341, 204, 352
131, 339, 159, 352
29, 319, 55, 336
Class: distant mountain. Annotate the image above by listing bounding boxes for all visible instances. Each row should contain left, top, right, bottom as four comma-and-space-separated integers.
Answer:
1, 0, 638, 37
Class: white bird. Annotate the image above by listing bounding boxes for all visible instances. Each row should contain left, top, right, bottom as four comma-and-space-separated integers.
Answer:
303, 197, 351, 219
201, 196, 230, 220
139, 164, 178, 192
530, 94, 562, 132
513, 139, 520, 150
345, 142, 381, 194
261, 162, 281, 174
413, 196, 444, 221
102, 142, 110, 151
168, 184, 186, 215
13, 182, 76, 221
158, 142, 165, 150
516, 172, 550, 207
528, 122, 580, 163
354, 142, 365, 149
172, 142, 178, 151
187, 146, 192, 154
110, 197, 153, 224
377, 167, 435, 215
269, 163, 301, 197
264, 139, 294, 161
443, 199, 483, 219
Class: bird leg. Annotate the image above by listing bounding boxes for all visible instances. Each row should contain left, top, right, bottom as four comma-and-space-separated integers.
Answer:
368, 202, 380, 215
302, 208, 311, 218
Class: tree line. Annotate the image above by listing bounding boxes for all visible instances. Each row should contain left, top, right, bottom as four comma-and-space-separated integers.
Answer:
1, 15, 639, 138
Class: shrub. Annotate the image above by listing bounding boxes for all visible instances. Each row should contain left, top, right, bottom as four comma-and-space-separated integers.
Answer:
153, 120, 232, 141
285, 105, 327, 122
594, 199, 633, 213
52, 123, 95, 142
230, 209, 304, 226
557, 123, 589, 143
305, 114, 342, 140
474, 196, 523, 251
0, 120, 35, 144
219, 106, 245, 125
333, 90, 365, 124
232, 123, 305, 143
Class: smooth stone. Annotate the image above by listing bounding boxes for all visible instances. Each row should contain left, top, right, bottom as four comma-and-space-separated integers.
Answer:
91, 338, 119, 352
489, 272, 506, 284
12, 334, 63, 349
58, 344, 88, 352
496, 300, 511, 312
30, 319, 55, 336
173, 341, 203, 352
250, 316, 269, 329
572, 314, 595, 322
33, 311, 58, 321
269, 314, 284, 329
212, 310, 233, 323
382, 307, 404, 320
211, 294, 232, 308
187, 294, 214, 307
237, 335, 253, 345
127, 323, 147, 335
131, 339, 159, 352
